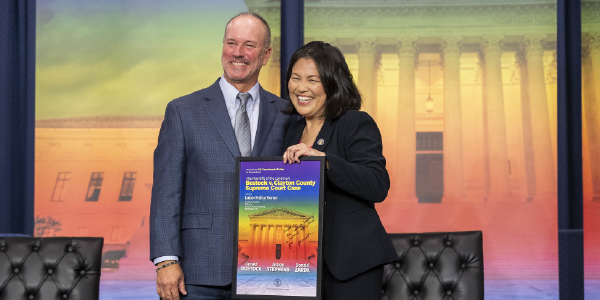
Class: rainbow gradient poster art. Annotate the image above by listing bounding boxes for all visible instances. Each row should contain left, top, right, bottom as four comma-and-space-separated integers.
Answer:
233, 157, 325, 299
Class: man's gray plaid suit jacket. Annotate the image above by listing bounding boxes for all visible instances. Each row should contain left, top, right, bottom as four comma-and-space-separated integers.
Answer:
150, 79, 290, 286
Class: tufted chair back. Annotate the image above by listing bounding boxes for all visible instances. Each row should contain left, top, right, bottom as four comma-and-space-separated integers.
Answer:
0, 237, 103, 300
382, 231, 483, 300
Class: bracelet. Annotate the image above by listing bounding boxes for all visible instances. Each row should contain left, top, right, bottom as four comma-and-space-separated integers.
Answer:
156, 260, 180, 272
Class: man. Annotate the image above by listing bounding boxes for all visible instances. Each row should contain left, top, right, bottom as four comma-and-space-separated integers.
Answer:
150, 12, 289, 300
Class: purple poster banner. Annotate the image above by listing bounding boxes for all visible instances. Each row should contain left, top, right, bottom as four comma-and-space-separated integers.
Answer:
233, 157, 325, 299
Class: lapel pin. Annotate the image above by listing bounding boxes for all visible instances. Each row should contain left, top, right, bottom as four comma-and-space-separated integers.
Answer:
317, 139, 324, 146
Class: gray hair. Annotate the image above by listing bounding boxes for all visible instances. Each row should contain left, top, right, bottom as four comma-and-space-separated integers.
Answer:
224, 12, 271, 49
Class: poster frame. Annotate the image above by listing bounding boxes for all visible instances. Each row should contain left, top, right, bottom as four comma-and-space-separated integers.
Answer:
232, 156, 325, 300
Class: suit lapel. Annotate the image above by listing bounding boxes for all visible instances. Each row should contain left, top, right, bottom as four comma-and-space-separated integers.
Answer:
312, 118, 334, 152
286, 117, 306, 148
201, 80, 241, 157
252, 87, 276, 156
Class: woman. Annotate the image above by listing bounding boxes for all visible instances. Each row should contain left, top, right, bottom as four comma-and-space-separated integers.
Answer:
282, 41, 398, 300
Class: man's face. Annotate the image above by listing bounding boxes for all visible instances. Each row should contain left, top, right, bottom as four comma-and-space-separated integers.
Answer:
221, 16, 271, 88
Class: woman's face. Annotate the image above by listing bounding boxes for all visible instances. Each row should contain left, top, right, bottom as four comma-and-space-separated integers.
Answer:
288, 58, 326, 120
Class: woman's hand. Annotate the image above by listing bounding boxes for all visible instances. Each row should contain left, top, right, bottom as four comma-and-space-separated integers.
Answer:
283, 143, 325, 164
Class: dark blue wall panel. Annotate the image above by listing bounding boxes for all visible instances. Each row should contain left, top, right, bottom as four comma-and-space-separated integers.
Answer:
0, 0, 35, 235
557, 0, 584, 299
280, 0, 304, 100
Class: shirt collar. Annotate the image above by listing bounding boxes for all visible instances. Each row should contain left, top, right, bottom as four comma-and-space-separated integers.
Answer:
219, 76, 260, 109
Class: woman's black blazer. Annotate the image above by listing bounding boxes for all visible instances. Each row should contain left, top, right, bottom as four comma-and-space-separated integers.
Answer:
283, 110, 399, 281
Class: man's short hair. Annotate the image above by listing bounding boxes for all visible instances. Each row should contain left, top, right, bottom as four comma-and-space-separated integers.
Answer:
225, 12, 271, 49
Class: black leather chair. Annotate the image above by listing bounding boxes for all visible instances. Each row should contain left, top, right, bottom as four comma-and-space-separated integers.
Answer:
382, 231, 483, 300
0, 237, 103, 300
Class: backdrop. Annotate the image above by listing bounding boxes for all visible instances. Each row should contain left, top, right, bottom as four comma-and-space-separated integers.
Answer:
34, 0, 594, 298
582, 0, 600, 281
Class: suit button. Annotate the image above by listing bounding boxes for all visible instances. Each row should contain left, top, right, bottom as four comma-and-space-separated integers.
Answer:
48, 269, 53, 274
447, 290, 452, 295
413, 290, 419, 295
62, 295, 68, 299
28, 295, 34, 299
13, 268, 19, 273
446, 241, 452, 246
462, 263, 467, 269
68, 246, 73, 252
429, 263, 434, 268
413, 240, 418, 245
394, 263, 400, 269
80, 270, 86, 275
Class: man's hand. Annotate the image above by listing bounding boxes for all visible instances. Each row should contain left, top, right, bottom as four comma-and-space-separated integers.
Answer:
156, 261, 187, 300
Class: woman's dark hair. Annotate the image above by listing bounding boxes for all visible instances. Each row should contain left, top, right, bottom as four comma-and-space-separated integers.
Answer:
284, 41, 362, 119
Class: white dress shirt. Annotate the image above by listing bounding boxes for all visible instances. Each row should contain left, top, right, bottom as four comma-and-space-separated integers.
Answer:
219, 76, 261, 150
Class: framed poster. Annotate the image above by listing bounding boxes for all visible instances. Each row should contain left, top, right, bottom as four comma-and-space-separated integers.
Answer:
233, 157, 325, 299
